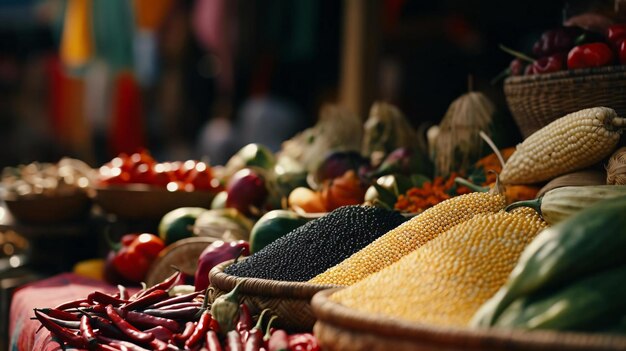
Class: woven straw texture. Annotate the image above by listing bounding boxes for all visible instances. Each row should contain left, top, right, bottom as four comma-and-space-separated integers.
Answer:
208, 260, 336, 332
312, 289, 626, 351
504, 66, 626, 138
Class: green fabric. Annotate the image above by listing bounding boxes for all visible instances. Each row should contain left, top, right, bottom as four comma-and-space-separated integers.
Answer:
92, 0, 134, 70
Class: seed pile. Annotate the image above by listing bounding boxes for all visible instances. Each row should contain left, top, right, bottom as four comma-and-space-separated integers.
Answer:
330, 208, 546, 327
224, 206, 406, 282
310, 191, 506, 286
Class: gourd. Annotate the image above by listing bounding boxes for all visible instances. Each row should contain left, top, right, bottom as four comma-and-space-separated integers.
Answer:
505, 185, 626, 225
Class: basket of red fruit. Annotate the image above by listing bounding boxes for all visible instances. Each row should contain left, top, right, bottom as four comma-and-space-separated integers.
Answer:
94, 150, 223, 219
502, 25, 626, 138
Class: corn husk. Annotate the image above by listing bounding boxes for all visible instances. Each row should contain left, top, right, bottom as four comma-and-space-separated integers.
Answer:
606, 147, 626, 185
362, 102, 419, 161
537, 168, 606, 197
434, 92, 494, 176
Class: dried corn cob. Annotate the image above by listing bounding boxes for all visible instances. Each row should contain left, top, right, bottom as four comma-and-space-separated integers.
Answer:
500, 107, 625, 185
330, 208, 546, 327
309, 188, 506, 286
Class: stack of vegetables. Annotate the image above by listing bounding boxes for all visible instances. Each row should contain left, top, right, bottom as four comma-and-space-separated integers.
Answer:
313, 105, 626, 337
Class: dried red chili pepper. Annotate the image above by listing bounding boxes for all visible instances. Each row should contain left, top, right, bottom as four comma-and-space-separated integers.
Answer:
105, 304, 155, 344
142, 326, 173, 341
131, 270, 180, 300
79, 315, 97, 344
36, 308, 80, 321
267, 329, 288, 351
31, 314, 80, 329
206, 330, 223, 351
114, 308, 180, 331
147, 290, 203, 309
33, 309, 91, 349
186, 310, 213, 348
122, 289, 168, 311
174, 321, 197, 343
567, 42, 615, 69
89, 291, 128, 306
226, 330, 244, 351
158, 301, 202, 311
141, 306, 201, 320
54, 298, 89, 311
244, 310, 270, 351
236, 304, 252, 333
96, 335, 151, 351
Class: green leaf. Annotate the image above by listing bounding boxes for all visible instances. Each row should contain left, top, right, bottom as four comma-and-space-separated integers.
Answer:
372, 183, 398, 209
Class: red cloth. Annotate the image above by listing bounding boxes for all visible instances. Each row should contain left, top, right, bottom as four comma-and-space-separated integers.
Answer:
8, 273, 135, 351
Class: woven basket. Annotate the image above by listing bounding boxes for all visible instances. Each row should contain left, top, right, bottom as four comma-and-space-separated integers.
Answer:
504, 65, 626, 138
208, 260, 336, 332
312, 289, 626, 351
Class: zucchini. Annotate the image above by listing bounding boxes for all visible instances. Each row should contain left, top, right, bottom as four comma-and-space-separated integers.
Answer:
471, 195, 626, 327
506, 185, 626, 225
494, 264, 626, 331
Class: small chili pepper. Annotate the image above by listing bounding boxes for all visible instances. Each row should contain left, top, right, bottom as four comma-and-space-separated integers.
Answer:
142, 306, 201, 319
33, 309, 90, 349
236, 304, 252, 333
174, 321, 196, 341
36, 308, 80, 321
115, 308, 180, 331
54, 298, 89, 311
206, 330, 223, 351
567, 42, 615, 69
80, 315, 97, 344
122, 289, 168, 311
186, 310, 212, 348
287, 333, 320, 351
89, 291, 129, 306
88, 314, 126, 339
267, 330, 288, 351
262, 316, 277, 346
608, 24, 626, 46
147, 290, 203, 309
158, 301, 203, 311
131, 270, 181, 301
226, 330, 243, 351
31, 314, 80, 329
105, 304, 155, 343
97, 335, 151, 351
244, 310, 270, 351
95, 344, 122, 351
149, 337, 173, 351
531, 53, 566, 74
532, 26, 582, 57
143, 326, 173, 341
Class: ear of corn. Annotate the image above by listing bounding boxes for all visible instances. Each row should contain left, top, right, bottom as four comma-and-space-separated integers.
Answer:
309, 191, 506, 286
330, 208, 546, 327
500, 107, 625, 185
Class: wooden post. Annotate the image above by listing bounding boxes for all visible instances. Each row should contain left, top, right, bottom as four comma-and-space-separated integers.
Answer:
339, 0, 380, 119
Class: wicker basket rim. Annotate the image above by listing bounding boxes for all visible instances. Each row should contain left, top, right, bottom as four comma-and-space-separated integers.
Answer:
311, 288, 626, 350
504, 65, 626, 85
209, 260, 338, 299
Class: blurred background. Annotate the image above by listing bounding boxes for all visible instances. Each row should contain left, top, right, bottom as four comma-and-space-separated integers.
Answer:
1, 0, 616, 169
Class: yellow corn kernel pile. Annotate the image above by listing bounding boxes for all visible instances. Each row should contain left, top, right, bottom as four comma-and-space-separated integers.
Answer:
500, 107, 624, 185
310, 192, 506, 286
330, 208, 546, 327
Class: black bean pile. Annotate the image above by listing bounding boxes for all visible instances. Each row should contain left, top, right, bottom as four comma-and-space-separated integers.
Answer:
224, 205, 406, 282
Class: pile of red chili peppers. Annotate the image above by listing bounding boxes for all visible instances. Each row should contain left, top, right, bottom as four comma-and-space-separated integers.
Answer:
33, 271, 319, 351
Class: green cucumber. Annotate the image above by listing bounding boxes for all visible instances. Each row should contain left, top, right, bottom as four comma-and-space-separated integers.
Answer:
494, 264, 626, 331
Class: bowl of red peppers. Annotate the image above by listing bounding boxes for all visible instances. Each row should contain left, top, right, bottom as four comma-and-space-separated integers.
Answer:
94, 150, 223, 219
501, 24, 626, 138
